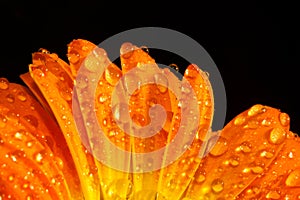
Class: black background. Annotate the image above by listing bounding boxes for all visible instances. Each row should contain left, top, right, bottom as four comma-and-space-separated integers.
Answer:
1, 1, 299, 134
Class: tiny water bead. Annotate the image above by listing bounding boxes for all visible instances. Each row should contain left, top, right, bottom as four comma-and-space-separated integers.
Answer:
68, 50, 80, 64
120, 42, 134, 59
22, 115, 39, 128
209, 136, 228, 156
211, 178, 224, 193
285, 169, 300, 187
279, 112, 290, 127
6, 94, 15, 103
0, 78, 9, 90
169, 63, 179, 72
247, 104, 266, 117
269, 127, 286, 145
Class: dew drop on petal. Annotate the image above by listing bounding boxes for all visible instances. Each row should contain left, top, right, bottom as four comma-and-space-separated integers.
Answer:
0, 114, 7, 128
105, 66, 122, 86
285, 169, 300, 187
124, 73, 141, 95
195, 170, 206, 183
169, 63, 179, 72
17, 91, 27, 101
34, 151, 46, 164
54, 156, 64, 170
266, 190, 281, 199
236, 141, 252, 153
234, 116, 246, 126
120, 42, 134, 58
6, 94, 15, 103
154, 73, 169, 94
59, 87, 72, 101
68, 51, 80, 64
211, 178, 224, 193
0, 78, 9, 90
106, 179, 134, 199
260, 150, 274, 159
209, 136, 228, 156
76, 75, 89, 89
248, 104, 266, 116
251, 166, 264, 174
269, 127, 286, 145
23, 115, 39, 128
279, 112, 290, 127
98, 93, 109, 103
228, 156, 240, 167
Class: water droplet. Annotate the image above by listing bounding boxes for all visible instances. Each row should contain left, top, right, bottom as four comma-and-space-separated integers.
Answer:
26, 140, 35, 148
211, 178, 224, 193
51, 174, 64, 186
248, 104, 266, 116
169, 63, 179, 72
6, 94, 15, 103
266, 190, 281, 199
236, 141, 252, 153
234, 116, 246, 125
184, 66, 197, 79
0, 137, 4, 145
0, 78, 9, 90
105, 66, 121, 86
76, 75, 89, 89
124, 73, 141, 95
6, 111, 20, 123
228, 156, 240, 167
39, 48, 50, 54
112, 103, 129, 124
98, 93, 109, 103
0, 114, 7, 128
14, 130, 25, 140
279, 112, 290, 126
269, 127, 286, 144
34, 151, 46, 164
23, 115, 39, 128
68, 51, 80, 64
286, 169, 300, 187
54, 156, 64, 170
7, 174, 14, 182
106, 179, 134, 199
195, 170, 206, 183
17, 91, 27, 101
251, 166, 264, 174
84, 54, 99, 72
154, 73, 169, 93
59, 87, 72, 101
261, 118, 272, 126
132, 113, 146, 127
10, 150, 26, 162
209, 136, 228, 156
120, 42, 134, 59
260, 150, 274, 159
140, 45, 149, 54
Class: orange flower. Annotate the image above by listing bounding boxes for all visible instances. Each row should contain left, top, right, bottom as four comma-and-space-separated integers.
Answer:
0, 39, 300, 200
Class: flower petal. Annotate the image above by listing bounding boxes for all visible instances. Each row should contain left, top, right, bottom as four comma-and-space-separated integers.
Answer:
183, 104, 297, 199
27, 50, 100, 199
0, 79, 82, 199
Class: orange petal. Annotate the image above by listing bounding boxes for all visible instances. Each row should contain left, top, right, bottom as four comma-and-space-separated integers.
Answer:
28, 49, 100, 199
184, 104, 292, 199
69, 40, 132, 199
157, 64, 214, 199
0, 79, 82, 199
238, 131, 300, 199
67, 39, 96, 78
